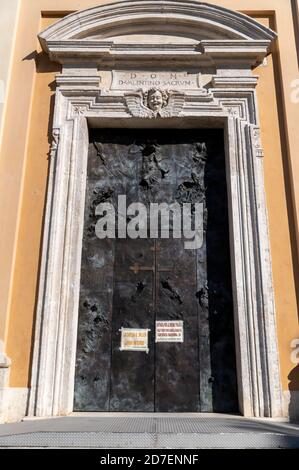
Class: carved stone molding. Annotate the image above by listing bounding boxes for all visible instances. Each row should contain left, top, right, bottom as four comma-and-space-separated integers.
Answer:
38, 1, 276, 68
0, 352, 11, 388
252, 127, 264, 157
49, 128, 60, 160
28, 1, 282, 420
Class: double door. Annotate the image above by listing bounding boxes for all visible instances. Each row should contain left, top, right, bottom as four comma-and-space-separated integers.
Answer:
74, 128, 238, 413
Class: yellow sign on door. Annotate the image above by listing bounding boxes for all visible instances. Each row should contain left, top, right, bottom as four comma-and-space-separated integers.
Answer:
119, 328, 150, 353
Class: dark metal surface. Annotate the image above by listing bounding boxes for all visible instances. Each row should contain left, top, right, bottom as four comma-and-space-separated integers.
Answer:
74, 129, 238, 412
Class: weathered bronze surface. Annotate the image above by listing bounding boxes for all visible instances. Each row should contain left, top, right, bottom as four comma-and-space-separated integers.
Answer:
74, 129, 238, 412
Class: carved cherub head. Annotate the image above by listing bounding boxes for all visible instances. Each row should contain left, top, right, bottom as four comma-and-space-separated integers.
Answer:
144, 88, 169, 112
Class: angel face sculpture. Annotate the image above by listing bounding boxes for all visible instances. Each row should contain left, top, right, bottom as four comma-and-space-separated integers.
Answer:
146, 89, 167, 113
125, 88, 185, 118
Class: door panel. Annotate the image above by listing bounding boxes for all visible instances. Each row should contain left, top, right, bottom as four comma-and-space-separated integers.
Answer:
110, 240, 155, 412
155, 242, 200, 412
74, 129, 238, 413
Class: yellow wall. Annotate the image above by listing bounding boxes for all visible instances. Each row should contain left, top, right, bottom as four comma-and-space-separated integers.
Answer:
0, 0, 20, 149
256, 17, 299, 390
5, 18, 61, 383
0, 1, 298, 392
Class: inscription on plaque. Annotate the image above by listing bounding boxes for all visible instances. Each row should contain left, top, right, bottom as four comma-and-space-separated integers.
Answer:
111, 71, 201, 90
155, 321, 184, 343
119, 328, 150, 353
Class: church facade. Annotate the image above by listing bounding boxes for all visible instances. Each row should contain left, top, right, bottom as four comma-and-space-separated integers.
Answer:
0, 0, 299, 422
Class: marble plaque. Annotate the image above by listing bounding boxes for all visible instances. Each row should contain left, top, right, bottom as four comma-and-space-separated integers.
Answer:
111, 71, 201, 90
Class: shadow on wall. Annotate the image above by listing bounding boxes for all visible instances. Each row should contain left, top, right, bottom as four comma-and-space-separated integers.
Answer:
288, 364, 299, 423
23, 49, 61, 145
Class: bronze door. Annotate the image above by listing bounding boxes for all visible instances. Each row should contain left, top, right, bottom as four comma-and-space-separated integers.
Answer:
74, 129, 238, 412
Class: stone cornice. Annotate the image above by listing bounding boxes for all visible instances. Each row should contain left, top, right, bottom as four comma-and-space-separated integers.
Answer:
43, 39, 273, 68
38, 1, 277, 68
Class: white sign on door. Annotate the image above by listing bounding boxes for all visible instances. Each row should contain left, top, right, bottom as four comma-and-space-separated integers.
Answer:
155, 321, 184, 343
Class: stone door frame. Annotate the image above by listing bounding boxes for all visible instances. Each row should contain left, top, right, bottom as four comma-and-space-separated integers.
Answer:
28, 1, 283, 418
